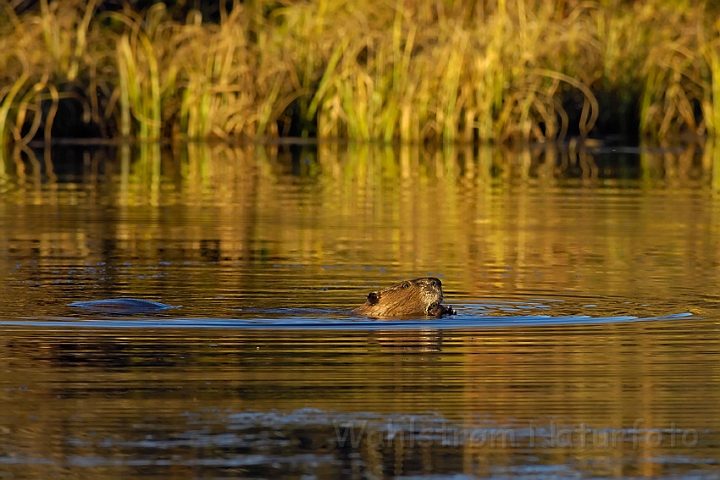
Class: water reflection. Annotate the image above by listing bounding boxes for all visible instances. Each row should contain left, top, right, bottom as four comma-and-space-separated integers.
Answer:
1, 140, 720, 311
1, 141, 720, 478
1, 317, 719, 478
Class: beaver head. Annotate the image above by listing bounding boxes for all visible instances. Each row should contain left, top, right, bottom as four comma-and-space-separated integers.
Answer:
352, 277, 455, 319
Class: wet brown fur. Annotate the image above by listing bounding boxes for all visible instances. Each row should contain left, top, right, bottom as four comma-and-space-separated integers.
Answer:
352, 277, 456, 319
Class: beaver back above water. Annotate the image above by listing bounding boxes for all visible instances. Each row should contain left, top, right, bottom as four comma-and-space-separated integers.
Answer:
352, 277, 456, 319
68, 298, 175, 314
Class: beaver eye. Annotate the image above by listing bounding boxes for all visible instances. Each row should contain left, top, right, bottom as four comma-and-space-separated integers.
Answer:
367, 292, 380, 305
402, 282, 410, 289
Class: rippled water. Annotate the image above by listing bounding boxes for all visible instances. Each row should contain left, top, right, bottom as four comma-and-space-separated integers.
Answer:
1, 142, 720, 478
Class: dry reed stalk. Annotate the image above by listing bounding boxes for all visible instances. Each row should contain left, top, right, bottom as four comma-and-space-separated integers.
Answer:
0, 50, 31, 162
699, 10, 720, 137
104, 5, 163, 140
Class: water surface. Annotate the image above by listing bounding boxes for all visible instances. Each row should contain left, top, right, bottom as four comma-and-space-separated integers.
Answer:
1, 142, 719, 478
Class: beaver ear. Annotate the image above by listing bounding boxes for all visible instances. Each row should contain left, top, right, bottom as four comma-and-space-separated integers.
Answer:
367, 292, 380, 305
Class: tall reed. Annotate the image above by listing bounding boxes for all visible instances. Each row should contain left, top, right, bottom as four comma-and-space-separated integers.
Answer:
1, 0, 720, 149
275, 0, 603, 143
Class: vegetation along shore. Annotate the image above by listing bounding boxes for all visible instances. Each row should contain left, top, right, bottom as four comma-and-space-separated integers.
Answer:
1, 0, 719, 149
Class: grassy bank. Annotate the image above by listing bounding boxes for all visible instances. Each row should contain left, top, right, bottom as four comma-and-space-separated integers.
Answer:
0, 0, 719, 149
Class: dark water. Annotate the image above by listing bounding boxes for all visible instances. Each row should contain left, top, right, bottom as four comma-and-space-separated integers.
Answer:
1, 142, 720, 478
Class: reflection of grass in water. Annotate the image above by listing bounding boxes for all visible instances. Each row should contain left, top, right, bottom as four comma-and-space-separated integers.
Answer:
1, 141, 719, 323
1, 1, 720, 151
1, 139, 713, 193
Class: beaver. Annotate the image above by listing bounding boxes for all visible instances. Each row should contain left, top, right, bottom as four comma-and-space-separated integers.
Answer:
68, 278, 457, 319
352, 277, 456, 319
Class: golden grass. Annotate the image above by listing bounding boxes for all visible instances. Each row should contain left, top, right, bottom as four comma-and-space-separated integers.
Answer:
1, 0, 720, 152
